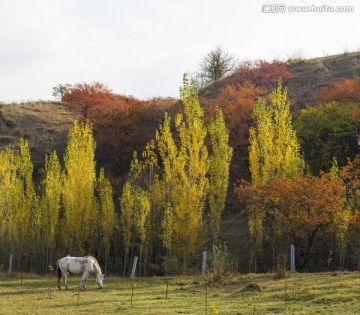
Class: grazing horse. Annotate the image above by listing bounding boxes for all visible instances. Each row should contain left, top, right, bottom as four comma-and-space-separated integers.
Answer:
57, 256, 104, 290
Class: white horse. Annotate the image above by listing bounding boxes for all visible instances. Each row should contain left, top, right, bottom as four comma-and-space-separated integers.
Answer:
57, 256, 104, 290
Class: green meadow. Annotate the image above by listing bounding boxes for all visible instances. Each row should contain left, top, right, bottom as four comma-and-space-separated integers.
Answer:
0, 272, 359, 314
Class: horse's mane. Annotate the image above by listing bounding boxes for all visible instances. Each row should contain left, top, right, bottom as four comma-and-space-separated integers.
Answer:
88, 256, 102, 275
86, 255, 96, 262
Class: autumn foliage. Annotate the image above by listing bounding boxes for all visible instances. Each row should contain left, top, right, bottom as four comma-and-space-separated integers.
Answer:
205, 81, 267, 147
1, 69, 360, 276
201, 61, 293, 182
118, 76, 233, 274
235, 60, 292, 90
93, 96, 176, 175
235, 169, 356, 271
202, 81, 267, 181
315, 79, 360, 104
62, 82, 117, 120
62, 81, 177, 175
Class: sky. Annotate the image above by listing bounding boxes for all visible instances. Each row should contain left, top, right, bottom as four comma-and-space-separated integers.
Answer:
0, 0, 359, 102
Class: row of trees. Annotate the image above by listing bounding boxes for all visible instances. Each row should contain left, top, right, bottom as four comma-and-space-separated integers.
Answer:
0, 77, 233, 275
2, 66, 359, 274
0, 123, 116, 273
119, 75, 232, 275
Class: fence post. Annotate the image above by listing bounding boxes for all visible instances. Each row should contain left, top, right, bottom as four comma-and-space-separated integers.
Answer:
130, 256, 138, 309
8, 254, 13, 275
290, 245, 295, 272
130, 256, 138, 279
202, 251, 207, 276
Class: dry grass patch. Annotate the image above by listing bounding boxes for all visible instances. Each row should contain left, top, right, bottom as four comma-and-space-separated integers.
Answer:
0, 102, 79, 167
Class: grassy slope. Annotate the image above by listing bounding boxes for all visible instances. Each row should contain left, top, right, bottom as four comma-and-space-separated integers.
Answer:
0, 272, 359, 314
0, 102, 79, 168
200, 52, 360, 107
285, 52, 360, 107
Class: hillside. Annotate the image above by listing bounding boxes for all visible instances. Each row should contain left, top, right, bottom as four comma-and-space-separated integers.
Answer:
0, 52, 359, 275
200, 51, 360, 107
0, 102, 79, 169
0, 52, 359, 172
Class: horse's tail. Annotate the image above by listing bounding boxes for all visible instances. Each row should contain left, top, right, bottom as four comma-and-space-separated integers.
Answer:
57, 260, 62, 290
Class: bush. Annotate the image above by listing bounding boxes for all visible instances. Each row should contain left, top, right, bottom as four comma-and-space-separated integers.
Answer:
274, 252, 287, 280
206, 243, 233, 285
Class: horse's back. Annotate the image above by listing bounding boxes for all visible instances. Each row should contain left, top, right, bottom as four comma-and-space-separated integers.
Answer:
60, 256, 95, 273
59, 256, 91, 263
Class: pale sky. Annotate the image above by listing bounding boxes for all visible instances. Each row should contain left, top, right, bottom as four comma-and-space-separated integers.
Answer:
0, 0, 359, 102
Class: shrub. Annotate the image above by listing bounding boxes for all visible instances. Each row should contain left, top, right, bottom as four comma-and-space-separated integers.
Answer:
206, 243, 232, 285
274, 252, 287, 280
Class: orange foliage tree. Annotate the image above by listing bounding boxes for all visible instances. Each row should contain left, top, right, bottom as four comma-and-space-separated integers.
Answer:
62, 82, 117, 120
315, 79, 360, 104
236, 170, 352, 271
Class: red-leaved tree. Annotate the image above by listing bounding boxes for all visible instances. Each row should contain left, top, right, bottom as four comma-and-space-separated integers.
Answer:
62, 82, 116, 120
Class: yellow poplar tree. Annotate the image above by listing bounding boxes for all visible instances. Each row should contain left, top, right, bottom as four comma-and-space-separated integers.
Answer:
97, 168, 116, 271
161, 201, 174, 274
40, 151, 62, 265
141, 140, 158, 190
248, 79, 304, 272
174, 75, 209, 271
0, 147, 22, 258
0, 139, 38, 269
133, 187, 151, 275
249, 79, 304, 183
126, 143, 158, 275
18, 139, 38, 266
156, 113, 178, 270
120, 181, 135, 276
139, 141, 160, 274
208, 109, 233, 242
126, 75, 233, 273
62, 122, 97, 255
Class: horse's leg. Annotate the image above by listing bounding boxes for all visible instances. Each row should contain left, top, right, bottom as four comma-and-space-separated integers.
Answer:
83, 273, 89, 289
57, 273, 62, 290
57, 262, 62, 290
80, 271, 88, 289
64, 273, 69, 290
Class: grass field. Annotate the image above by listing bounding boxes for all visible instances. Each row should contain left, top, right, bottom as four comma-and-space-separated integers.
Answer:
0, 272, 359, 314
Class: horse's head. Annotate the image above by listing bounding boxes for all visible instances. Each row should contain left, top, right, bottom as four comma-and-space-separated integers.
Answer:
96, 274, 104, 289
